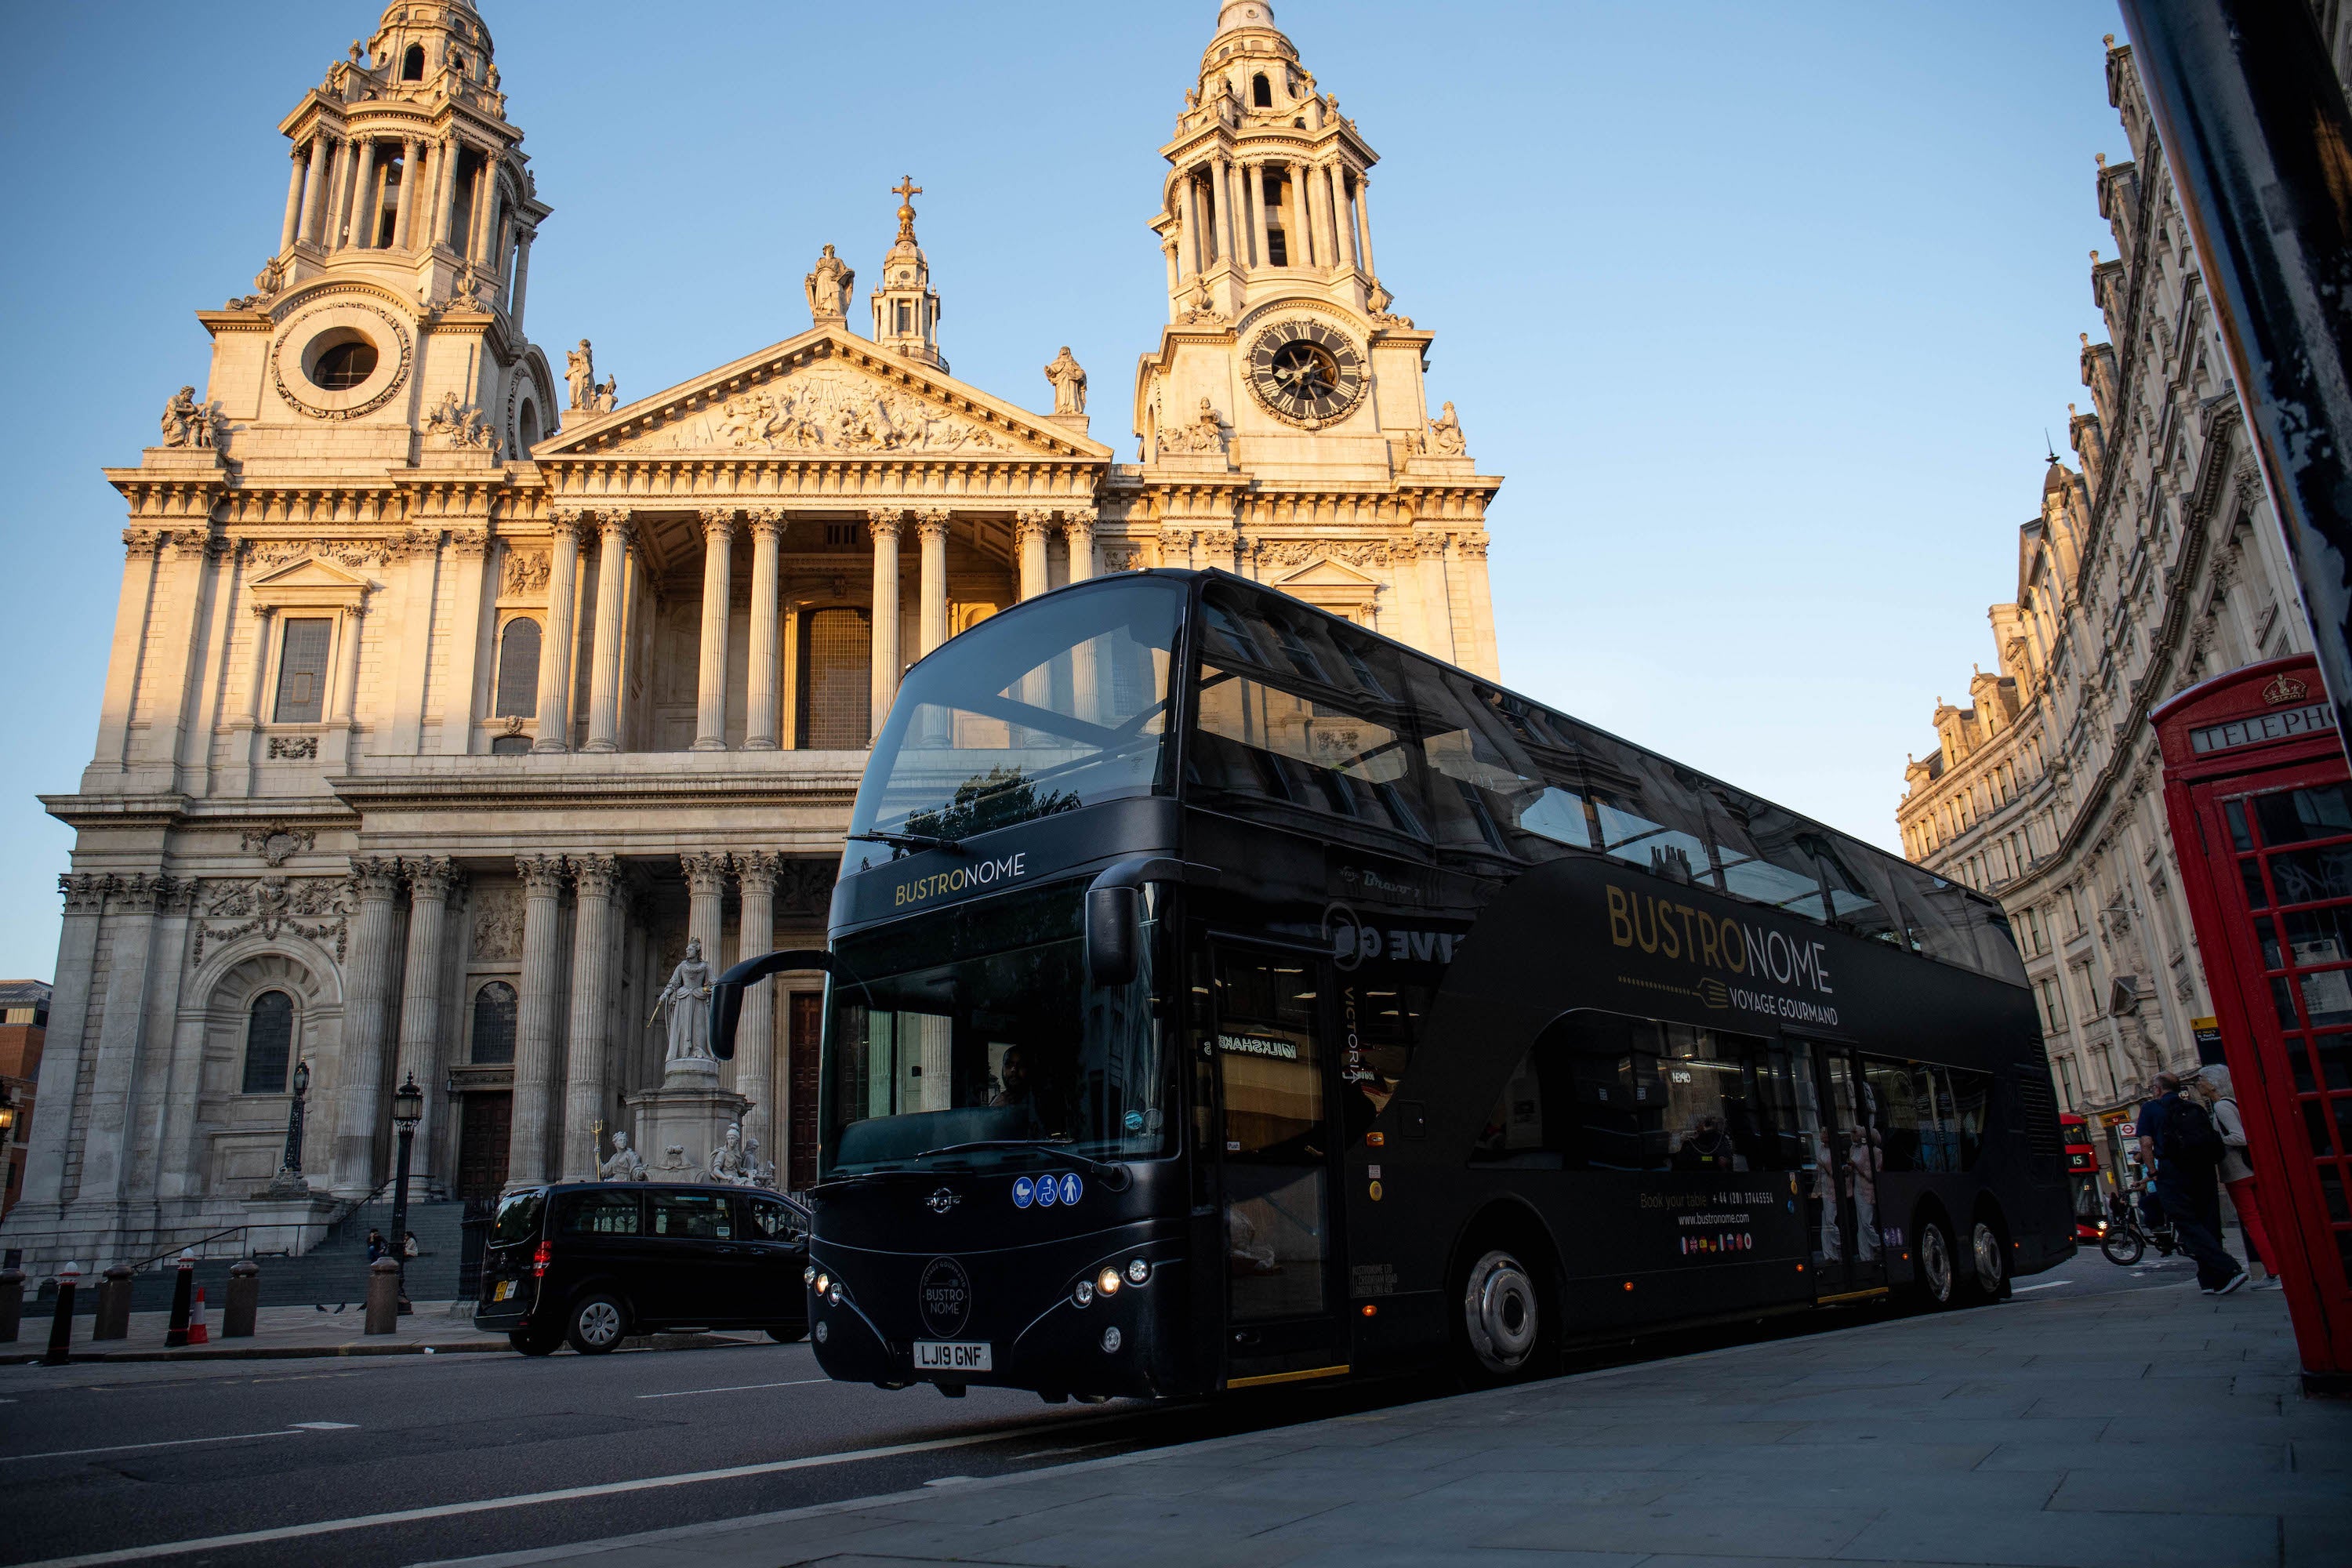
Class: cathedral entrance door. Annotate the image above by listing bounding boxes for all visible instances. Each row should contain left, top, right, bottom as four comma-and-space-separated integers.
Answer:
457, 1092, 514, 1200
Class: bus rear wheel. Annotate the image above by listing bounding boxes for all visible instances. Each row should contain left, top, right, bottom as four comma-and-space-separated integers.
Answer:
1915, 1216, 1958, 1309
1458, 1248, 1543, 1382
1961, 1218, 2007, 1305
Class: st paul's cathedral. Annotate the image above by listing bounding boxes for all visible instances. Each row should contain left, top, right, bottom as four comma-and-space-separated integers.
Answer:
9, 0, 1504, 1269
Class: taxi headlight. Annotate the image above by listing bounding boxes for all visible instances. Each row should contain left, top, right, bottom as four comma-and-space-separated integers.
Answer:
1095, 1267, 1123, 1298
1126, 1258, 1149, 1285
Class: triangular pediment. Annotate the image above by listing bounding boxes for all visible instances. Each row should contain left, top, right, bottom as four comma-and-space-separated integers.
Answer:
249, 557, 372, 591
1274, 557, 1382, 590
535, 327, 1110, 462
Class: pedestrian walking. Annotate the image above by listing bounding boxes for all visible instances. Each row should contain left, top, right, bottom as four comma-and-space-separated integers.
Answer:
2192, 1066, 2283, 1290
365, 1228, 387, 1263
2147, 1071, 2248, 1294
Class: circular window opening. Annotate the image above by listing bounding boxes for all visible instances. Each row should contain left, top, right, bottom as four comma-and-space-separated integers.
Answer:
313, 340, 378, 391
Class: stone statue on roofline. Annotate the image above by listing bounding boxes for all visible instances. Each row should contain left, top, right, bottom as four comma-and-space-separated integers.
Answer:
805, 244, 855, 324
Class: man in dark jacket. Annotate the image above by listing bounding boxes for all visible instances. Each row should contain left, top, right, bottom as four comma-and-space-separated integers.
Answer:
2150, 1075, 2247, 1294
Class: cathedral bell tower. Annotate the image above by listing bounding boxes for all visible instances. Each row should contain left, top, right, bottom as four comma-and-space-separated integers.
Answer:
1125, 3, 1498, 679
869, 176, 947, 372
200, 0, 560, 462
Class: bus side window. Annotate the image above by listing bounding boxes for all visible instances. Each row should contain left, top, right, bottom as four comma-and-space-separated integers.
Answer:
1938, 1066, 1991, 1170
1862, 1058, 1941, 1173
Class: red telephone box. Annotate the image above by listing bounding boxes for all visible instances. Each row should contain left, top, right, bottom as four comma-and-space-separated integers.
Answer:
2154, 655, 2352, 1385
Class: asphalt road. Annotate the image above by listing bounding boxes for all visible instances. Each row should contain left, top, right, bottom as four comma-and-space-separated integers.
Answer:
0, 1243, 2206, 1568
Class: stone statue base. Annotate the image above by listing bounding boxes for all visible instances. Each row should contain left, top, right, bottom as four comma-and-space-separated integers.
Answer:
624, 1081, 750, 1185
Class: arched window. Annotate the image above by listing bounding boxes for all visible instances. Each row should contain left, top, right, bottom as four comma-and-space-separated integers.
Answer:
401, 43, 426, 80
241, 990, 295, 1094
1252, 72, 1272, 107
517, 401, 540, 453
471, 982, 517, 1065
798, 608, 872, 749
494, 618, 541, 719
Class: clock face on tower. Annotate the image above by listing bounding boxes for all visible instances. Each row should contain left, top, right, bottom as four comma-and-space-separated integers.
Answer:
1246, 319, 1367, 429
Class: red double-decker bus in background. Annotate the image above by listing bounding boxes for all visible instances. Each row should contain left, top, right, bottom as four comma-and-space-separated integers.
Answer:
2060, 1112, 2104, 1244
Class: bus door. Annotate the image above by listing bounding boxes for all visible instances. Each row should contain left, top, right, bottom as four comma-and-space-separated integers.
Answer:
1208, 941, 1350, 1387
1801, 1043, 1889, 1300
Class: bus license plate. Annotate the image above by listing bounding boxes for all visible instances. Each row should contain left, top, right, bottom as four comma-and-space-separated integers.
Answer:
915, 1340, 992, 1373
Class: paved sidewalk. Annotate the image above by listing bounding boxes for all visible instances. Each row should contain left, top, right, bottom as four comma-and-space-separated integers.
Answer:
437, 1281, 2350, 1568
2, 1301, 771, 1363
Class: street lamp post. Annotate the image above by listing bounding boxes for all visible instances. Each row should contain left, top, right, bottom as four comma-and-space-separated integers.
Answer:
265, 1059, 312, 1199
389, 1071, 423, 1316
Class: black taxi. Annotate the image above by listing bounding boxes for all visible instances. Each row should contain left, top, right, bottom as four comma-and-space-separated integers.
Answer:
477, 1182, 810, 1355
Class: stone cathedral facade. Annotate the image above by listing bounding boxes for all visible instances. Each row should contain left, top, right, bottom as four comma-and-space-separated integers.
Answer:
10, 0, 1503, 1268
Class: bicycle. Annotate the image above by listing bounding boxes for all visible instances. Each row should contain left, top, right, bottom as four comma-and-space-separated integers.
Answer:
2099, 1208, 2180, 1266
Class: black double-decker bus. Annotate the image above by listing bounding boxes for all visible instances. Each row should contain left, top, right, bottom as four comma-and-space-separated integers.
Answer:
713, 569, 2071, 1399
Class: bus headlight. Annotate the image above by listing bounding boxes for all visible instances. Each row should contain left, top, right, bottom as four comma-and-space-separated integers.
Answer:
813, 1272, 830, 1298
1073, 1279, 1093, 1306
1095, 1267, 1123, 1298
1125, 1258, 1149, 1285
803, 1266, 817, 1285
1101, 1327, 1122, 1353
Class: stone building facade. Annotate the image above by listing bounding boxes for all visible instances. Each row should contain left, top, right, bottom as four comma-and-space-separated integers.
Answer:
1895, 24, 2352, 1127
8, 0, 1504, 1268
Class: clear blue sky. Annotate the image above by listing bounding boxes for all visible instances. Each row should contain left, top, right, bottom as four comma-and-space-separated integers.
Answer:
0, 0, 2125, 979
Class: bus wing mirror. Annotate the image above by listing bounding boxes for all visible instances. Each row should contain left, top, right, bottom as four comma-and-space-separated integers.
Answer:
1083, 856, 1221, 988
1087, 886, 1141, 987
708, 948, 836, 1060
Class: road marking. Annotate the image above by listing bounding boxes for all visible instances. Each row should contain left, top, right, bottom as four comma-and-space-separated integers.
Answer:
11, 1425, 1114, 1566
2011, 1281, 2069, 1292
0, 1429, 302, 1464
635, 1377, 830, 1399
289, 1421, 358, 1429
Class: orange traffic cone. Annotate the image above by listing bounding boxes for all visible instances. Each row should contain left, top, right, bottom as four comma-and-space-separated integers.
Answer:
187, 1287, 210, 1345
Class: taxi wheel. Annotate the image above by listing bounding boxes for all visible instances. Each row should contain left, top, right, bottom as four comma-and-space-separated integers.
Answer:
566, 1294, 628, 1355
508, 1328, 559, 1356
1915, 1217, 1958, 1310
1457, 1247, 1544, 1382
767, 1324, 808, 1344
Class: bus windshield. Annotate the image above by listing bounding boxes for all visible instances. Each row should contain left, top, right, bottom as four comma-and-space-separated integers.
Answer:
820, 884, 1171, 1177
846, 576, 1184, 872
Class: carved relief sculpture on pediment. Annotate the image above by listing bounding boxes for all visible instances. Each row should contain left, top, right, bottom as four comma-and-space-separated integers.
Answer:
628, 365, 1028, 457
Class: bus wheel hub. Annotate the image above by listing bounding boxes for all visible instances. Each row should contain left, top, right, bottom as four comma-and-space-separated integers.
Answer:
1464, 1250, 1538, 1370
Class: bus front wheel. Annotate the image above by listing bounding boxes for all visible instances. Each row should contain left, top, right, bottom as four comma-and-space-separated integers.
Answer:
1458, 1248, 1543, 1381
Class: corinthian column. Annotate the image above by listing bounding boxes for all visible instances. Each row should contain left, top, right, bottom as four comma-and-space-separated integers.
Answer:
280, 143, 307, 252
298, 133, 330, 245
733, 852, 779, 1160
532, 516, 584, 752
506, 855, 568, 1190
1065, 510, 1101, 723
583, 510, 633, 753
915, 510, 951, 656
560, 855, 619, 1181
397, 858, 459, 1194
744, 510, 785, 750
692, 508, 736, 751
329, 858, 405, 1196
392, 138, 421, 252
1015, 510, 1054, 602
867, 510, 904, 739
348, 139, 379, 249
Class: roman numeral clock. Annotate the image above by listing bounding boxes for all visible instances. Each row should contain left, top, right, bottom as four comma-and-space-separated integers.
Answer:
1246, 319, 1366, 429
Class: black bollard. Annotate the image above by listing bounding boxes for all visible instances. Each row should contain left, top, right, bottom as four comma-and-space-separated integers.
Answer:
42, 1264, 79, 1367
223, 1260, 260, 1339
92, 1266, 133, 1341
163, 1250, 195, 1348
0, 1264, 23, 1343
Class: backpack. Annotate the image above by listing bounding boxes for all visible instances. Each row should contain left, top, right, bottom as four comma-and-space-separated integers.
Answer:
2161, 1097, 2225, 1169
